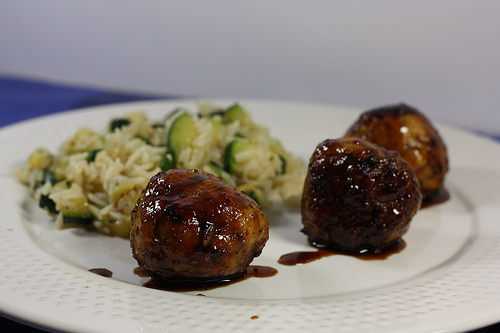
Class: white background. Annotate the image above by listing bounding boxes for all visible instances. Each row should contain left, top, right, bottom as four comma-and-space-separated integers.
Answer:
1, 1, 499, 133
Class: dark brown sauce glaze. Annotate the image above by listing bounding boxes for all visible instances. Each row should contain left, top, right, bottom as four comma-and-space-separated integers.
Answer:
246, 265, 278, 278
278, 249, 333, 265
421, 187, 450, 209
345, 104, 449, 201
143, 265, 278, 292
131, 170, 269, 281
88, 268, 113, 278
301, 138, 421, 253
278, 239, 406, 266
133, 266, 149, 277
351, 239, 406, 260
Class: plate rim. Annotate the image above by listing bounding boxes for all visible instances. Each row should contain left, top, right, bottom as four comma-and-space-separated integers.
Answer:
1, 98, 500, 333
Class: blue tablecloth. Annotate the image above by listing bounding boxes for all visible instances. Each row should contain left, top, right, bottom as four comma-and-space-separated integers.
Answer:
0, 75, 175, 127
0, 75, 498, 333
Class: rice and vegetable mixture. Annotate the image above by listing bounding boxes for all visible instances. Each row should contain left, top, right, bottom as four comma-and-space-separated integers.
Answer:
17, 103, 305, 238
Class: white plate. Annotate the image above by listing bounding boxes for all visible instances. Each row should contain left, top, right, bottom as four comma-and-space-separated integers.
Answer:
1, 99, 500, 333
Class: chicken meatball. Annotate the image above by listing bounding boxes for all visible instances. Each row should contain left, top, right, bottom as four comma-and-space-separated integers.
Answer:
131, 169, 269, 280
301, 138, 422, 252
345, 103, 449, 200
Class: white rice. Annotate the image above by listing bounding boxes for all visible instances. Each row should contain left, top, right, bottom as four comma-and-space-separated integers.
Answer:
17, 104, 305, 237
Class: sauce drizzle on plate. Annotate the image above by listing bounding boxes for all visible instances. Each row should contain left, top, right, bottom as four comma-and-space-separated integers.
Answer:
421, 187, 450, 209
142, 265, 277, 292
88, 268, 113, 278
278, 239, 407, 266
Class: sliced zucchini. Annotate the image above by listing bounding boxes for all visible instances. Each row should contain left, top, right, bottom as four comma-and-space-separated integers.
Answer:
52, 187, 93, 218
208, 116, 224, 146
39, 194, 58, 214
27, 148, 53, 170
136, 136, 151, 145
152, 122, 165, 128
44, 169, 57, 184
53, 184, 94, 228
245, 190, 263, 205
109, 118, 131, 132
269, 138, 285, 154
86, 149, 102, 163
109, 181, 139, 203
206, 161, 235, 186
223, 103, 251, 125
204, 110, 226, 118
56, 188, 94, 227
52, 180, 70, 192
210, 116, 223, 133
160, 153, 175, 171
278, 154, 287, 175
165, 108, 184, 122
62, 213, 94, 227
166, 112, 198, 161
237, 184, 264, 205
197, 102, 224, 117
107, 220, 131, 238
33, 169, 57, 189
223, 138, 253, 174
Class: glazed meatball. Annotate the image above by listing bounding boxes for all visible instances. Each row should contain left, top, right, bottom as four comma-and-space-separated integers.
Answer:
301, 138, 422, 252
131, 169, 269, 280
345, 103, 449, 200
